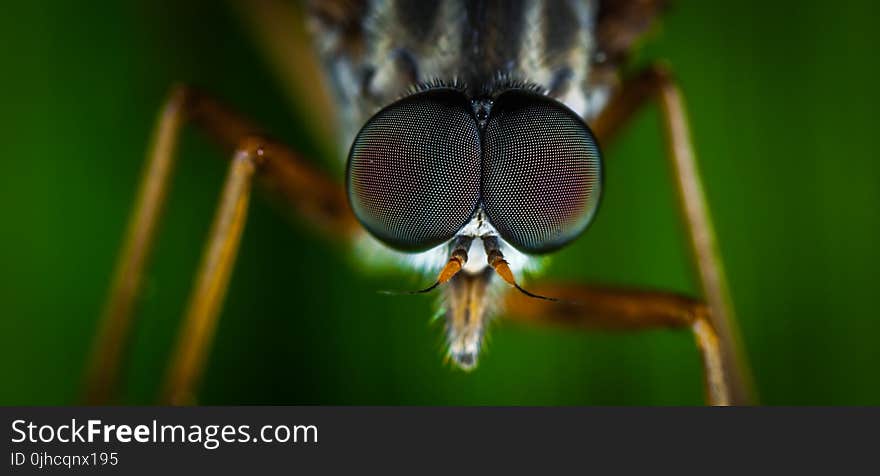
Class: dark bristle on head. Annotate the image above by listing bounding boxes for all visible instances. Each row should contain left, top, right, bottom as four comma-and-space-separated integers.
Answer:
481, 74, 547, 98
402, 75, 546, 102
403, 77, 467, 98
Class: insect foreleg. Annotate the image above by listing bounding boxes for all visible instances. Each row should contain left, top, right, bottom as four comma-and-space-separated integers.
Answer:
84, 85, 354, 405
504, 283, 730, 405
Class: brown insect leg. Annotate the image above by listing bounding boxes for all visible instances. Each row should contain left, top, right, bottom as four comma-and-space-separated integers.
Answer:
161, 147, 256, 406
84, 85, 355, 404
590, 64, 752, 404
504, 284, 730, 406
83, 88, 186, 405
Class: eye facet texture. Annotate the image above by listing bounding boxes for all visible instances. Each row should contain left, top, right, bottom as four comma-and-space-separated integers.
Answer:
482, 91, 603, 254
347, 90, 482, 251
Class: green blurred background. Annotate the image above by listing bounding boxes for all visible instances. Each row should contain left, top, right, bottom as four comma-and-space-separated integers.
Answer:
1, 1, 877, 405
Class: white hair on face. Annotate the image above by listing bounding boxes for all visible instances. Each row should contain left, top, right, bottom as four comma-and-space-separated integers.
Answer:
351, 211, 546, 280
352, 231, 447, 278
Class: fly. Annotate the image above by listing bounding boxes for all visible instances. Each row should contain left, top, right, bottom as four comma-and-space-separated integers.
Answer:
83, 0, 753, 406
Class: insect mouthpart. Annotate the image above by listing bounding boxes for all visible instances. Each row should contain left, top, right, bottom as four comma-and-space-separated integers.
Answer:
445, 267, 494, 371
413, 231, 553, 371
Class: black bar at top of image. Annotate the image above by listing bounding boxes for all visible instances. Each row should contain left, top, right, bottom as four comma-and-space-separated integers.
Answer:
1, 406, 877, 474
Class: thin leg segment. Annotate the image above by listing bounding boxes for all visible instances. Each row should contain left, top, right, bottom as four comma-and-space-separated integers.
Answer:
83, 89, 187, 405
161, 149, 256, 406
84, 86, 355, 404
591, 65, 752, 404
503, 284, 730, 406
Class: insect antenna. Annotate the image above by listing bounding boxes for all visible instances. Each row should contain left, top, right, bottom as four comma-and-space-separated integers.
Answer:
378, 257, 461, 295
483, 235, 558, 302
379, 237, 472, 295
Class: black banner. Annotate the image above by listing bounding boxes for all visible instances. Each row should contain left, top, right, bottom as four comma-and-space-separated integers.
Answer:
2, 407, 876, 474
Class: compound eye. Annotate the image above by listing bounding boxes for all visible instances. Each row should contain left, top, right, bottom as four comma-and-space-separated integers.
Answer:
347, 89, 481, 251
482, 91, 603, 254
